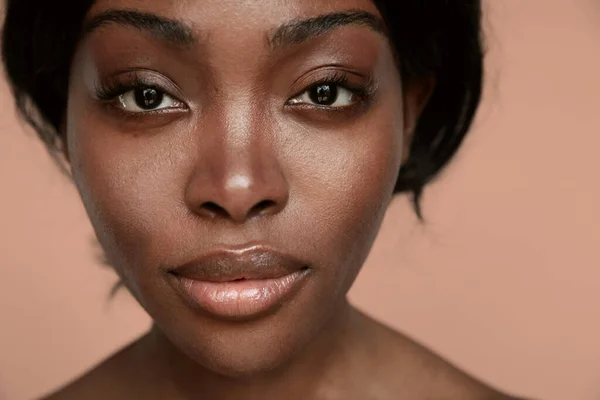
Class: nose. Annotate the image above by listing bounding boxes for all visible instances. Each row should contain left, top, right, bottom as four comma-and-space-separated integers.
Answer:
184, 132, 290, 225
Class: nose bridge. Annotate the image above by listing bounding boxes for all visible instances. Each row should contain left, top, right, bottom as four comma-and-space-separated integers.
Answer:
184, 95, 289, 224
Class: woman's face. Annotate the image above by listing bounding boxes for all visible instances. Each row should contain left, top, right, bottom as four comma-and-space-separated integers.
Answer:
66, 0, 424, 376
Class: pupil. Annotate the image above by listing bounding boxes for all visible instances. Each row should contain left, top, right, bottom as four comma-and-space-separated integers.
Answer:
135, 88, 163, 110
309, 84, 338, 105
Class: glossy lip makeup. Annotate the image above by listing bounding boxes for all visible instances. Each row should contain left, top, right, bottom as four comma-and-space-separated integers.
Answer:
167, 244, 311, 320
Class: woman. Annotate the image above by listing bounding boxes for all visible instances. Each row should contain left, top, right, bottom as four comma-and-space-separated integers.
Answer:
2, 0, 526, 398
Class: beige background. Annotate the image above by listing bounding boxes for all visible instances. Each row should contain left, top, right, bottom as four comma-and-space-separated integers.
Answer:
1, 1, 599, 399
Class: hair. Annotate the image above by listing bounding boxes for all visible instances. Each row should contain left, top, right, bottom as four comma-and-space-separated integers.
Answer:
2, 0, 484, 219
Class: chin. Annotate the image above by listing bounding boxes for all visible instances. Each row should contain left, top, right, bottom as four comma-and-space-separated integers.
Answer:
147, 282, 338, 379
162, 318, 318, 378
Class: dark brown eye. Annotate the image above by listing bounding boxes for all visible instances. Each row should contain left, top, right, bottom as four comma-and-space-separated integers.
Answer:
117, 87, 179, 113
134, 88, 164, 110
289, 83, 356, 108
308, 84, 339, 106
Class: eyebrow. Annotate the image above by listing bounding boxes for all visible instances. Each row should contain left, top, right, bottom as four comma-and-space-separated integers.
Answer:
268, 10, 387, 51
82, 9, 198, 47
82, 9, 386, 51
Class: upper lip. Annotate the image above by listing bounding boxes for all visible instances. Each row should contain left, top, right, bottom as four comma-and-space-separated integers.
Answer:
169, 244, 308, 282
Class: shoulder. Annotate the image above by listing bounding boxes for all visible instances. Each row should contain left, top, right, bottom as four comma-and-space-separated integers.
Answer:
359, 313, 528, 400
42, 337, 147, 400
43, 363, 120, 400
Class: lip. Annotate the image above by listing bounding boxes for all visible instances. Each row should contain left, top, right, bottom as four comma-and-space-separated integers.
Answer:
167, 244, 310, 320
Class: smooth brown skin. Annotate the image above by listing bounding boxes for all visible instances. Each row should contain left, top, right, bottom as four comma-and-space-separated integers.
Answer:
45, 0, 520, 399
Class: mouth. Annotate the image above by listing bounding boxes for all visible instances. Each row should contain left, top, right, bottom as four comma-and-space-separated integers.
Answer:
167, 244, 311, 320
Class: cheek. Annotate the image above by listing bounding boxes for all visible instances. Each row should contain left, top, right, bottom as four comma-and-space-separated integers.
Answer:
66, 108, 190, 288
287, 115, 404, 294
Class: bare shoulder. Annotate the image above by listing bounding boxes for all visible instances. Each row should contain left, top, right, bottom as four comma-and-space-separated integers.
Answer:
359, 313, 529, 400
42, 337, 147, 400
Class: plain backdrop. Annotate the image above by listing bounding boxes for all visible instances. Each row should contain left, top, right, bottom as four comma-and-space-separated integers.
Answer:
1, 1, 599, 399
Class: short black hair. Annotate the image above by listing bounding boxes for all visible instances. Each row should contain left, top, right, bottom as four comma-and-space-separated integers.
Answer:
1, 0, 484, 218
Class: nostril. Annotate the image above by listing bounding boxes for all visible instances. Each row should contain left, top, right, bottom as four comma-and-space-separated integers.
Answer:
201, 202, 227, 218
251, 200, 277, 216
197, 199, 280, 221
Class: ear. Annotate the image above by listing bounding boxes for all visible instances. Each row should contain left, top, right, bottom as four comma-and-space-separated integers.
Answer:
401, 74, 435, 163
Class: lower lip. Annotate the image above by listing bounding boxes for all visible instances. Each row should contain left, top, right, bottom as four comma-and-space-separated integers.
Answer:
172, 270, 309, 320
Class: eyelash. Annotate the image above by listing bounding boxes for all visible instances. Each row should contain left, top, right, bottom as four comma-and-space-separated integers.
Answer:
96, 73, 166, 100
94, 70, 375, 115
94, 73, 187, 121
287, 70, 375, 111
299, 71, 373, 99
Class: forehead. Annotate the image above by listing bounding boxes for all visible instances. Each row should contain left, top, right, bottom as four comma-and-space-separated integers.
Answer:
86, 0, 382, 31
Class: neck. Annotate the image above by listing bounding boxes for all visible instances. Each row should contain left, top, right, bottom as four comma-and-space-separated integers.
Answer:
142, 300, 372, 399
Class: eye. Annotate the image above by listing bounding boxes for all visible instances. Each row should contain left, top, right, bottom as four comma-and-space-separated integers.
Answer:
289, 83, 357, 108
117, 87, 181, 112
